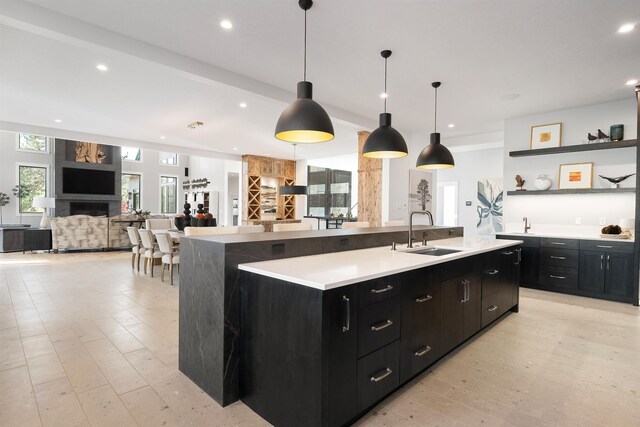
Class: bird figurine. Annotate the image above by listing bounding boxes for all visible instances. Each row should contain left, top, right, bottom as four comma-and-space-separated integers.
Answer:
515, 175, 526, 191
599, 173, 635, 188
587, 133, 597, 143
597, 129, 609, 142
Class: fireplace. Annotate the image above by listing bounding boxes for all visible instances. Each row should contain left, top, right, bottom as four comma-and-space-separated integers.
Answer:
69, 202, 110, 216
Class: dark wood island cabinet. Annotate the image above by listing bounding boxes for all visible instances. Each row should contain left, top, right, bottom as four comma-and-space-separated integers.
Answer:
240, 245, 521, 427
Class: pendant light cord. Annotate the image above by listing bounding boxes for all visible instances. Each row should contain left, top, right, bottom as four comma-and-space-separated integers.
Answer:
434, 85, 438, 133
384, 57, 388, 113
303, 9, 307, 82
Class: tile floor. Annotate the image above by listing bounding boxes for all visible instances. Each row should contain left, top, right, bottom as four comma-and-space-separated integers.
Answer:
0, 250, 638, 426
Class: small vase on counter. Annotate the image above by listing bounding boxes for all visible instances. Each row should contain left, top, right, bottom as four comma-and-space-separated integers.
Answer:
534, 174, 552, 191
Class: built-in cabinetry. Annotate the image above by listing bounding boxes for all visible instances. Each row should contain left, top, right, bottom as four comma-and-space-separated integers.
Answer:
498, 235, 634, 303
240, 248, 520, 427
242, 155, 297, 221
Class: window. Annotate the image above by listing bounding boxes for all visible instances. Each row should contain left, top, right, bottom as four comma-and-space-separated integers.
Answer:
121, 146, 142, 162
160, 176, 177, 213
17, 165, 48, 213
160, 152, 178, 165
306, 166, 352, 217
121, 174, 141, 213
18, 133, 48, 152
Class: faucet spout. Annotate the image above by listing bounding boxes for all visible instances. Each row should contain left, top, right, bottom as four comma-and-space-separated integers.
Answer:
523, 217, 532, 233
409, 210, 434, 248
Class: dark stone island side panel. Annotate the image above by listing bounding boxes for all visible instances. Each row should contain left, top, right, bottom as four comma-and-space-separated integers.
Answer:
179, 226, 463, 406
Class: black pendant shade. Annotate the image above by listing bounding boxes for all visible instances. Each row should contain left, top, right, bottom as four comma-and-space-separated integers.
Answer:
416, 81, 455, 169
363, 113, 408, 158
362, 49, 408, 158
275, 0, 334, 144
275, 81, 335, 143
416, 133, 455, 169
279, 185, 308, 195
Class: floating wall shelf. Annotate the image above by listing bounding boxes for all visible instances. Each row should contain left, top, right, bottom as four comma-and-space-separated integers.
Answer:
506, 188, 636, 196
509, 139, 637, 157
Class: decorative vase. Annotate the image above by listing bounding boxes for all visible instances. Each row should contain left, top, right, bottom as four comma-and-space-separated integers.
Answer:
610, 124, 624, 142
534, 174, 552, 191
174, 217, 185, 231
197, 218, 206, 227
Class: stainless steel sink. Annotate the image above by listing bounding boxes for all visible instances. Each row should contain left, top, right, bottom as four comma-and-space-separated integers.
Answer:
409, 248, 462, 256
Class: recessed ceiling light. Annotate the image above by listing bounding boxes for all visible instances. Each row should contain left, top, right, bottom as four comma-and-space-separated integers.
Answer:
626, 79, 638, 86
239, 102, 247, 108
448, 124, 455, 128
618, 23, 635, 33
54, 119, 62, 123
220, 20, 233, 30
380, 93, 387, 99
96, 64, 108, 71
233, 147, 238, 151
160, 136, 166, 139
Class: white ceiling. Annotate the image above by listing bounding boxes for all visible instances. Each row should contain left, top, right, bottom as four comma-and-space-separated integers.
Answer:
1, 0, 639, 159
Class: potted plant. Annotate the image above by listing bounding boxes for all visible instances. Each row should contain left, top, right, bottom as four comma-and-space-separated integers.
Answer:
194, 213, 206, 227
204, 212, 214, 227
12, 184, 31, 224
0, 192, 9, 224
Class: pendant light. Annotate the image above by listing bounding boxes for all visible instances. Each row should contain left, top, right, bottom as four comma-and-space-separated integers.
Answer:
279, 144, 308, 195
362, 50, 408, 158
416, 82, 455, 169
275, 0, 334, 144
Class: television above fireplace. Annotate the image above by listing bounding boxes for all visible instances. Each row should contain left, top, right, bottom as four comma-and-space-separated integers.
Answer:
62, 167, 116, 195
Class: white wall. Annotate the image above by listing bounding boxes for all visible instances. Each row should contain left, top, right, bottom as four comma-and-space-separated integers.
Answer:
437, 147, 504, 236
503, 98, 637, 234
0, 130, 54, 226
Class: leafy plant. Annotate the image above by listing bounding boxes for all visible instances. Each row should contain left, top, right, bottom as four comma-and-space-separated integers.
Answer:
0, 192, 9, 224
12, 184, 32, 224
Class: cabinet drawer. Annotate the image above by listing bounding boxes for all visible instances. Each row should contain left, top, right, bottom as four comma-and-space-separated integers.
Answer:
358, 275, 401, 308
358, 297, 401, 358
539, 247, 578, 268
357, 340, 400, 412
481, 294, 503, 327
579, 239, 633, 253
539, 266, 578, 290
540, 238, 579, 250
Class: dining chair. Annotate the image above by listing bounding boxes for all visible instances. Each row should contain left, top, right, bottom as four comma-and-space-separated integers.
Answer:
138, 229, 163, 277
272, 223, 313, 232
183, 227, 238, 236
237, 225, 265, 233
384, 220, 406, 226
126, 226, 143, 270
155, 232, 179, 286
145, 218, 173, 231
342, 221, 371, 229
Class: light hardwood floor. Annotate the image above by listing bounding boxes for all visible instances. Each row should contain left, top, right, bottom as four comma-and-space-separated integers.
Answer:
1, 251, 638, 426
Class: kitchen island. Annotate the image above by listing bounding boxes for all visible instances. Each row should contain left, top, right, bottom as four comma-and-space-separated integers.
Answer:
239, 237, 522, 426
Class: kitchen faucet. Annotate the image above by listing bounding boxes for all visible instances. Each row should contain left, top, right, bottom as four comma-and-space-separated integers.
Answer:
408, 211, 434, 248
523, 217, 532, 233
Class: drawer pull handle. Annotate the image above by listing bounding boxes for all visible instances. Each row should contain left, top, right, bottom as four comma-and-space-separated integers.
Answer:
596, 245, 613, 248
370, 285, 394, 294
501, 251, 514, 255
415, 346, 432, 357
550, 256, 566, 260
550, 275, 566, 279
488, 305, 498, 312
486, 269, 499, 275
370, 368, 392, 383
415, 295, 433, 303
550, 242, 566, 245
341, 296, 350, 332
370, 319, 393, 331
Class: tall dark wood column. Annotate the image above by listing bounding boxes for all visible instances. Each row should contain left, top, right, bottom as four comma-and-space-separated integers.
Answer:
634, 85, 640, 306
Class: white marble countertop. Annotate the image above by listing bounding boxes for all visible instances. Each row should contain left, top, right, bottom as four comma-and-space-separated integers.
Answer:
238, 237, 522, 291
496, 232, 634, 243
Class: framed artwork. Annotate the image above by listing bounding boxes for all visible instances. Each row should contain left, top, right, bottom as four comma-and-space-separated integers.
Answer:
530, 122, 562, 150
558, 162, 593, 189
409, 169, 433, 213
477, 178, 503, 235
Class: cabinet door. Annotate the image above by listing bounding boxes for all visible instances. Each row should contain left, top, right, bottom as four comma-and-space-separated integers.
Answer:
324, 286, 358, 427
605, 252, 634, 298
400, 268, 441, 383
578, 251, 605, 293
440, 275, 465, 353
520, 246, 540, 288
461, 268, 482, 341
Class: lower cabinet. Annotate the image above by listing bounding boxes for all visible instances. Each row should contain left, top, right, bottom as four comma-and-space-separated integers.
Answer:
240, 246, 521, 427
579, 250, 634, 300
